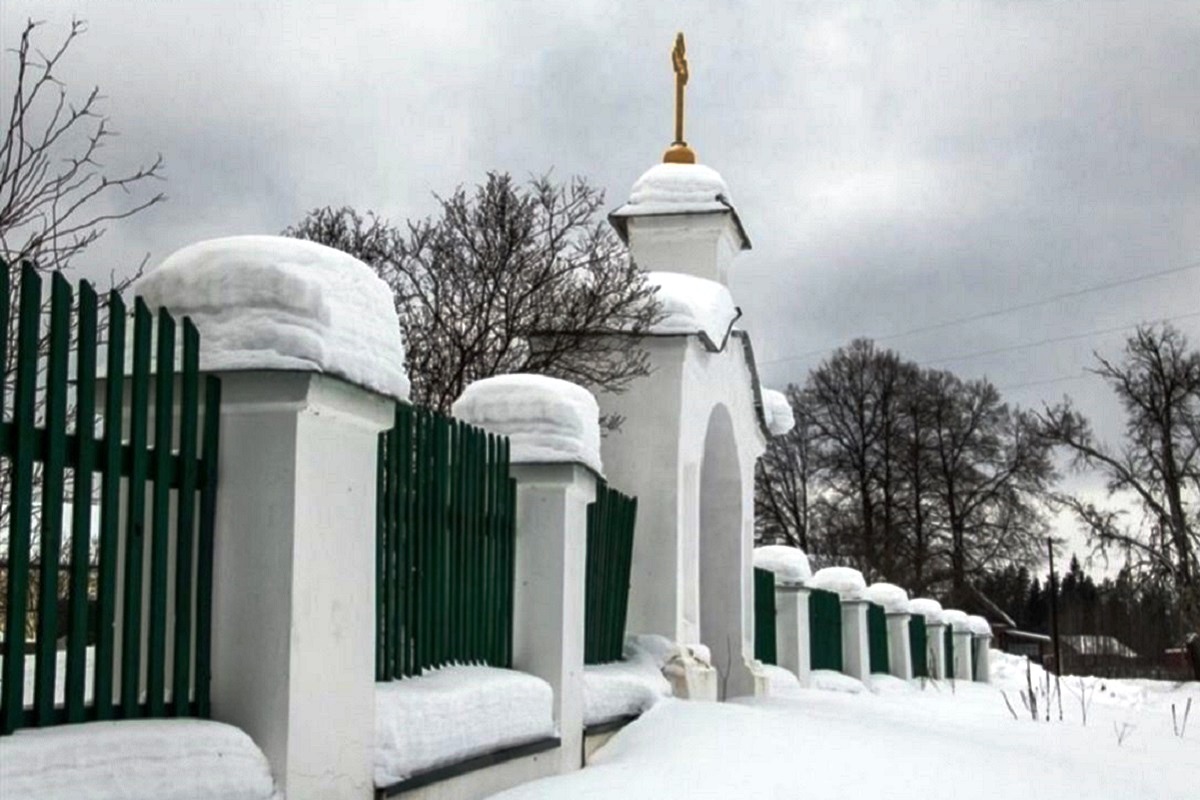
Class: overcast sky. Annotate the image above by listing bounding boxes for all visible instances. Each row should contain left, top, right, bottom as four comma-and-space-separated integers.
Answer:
4, 1, 1198, 571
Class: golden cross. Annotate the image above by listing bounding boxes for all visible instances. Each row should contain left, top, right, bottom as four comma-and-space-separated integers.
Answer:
663, 32, 697, 164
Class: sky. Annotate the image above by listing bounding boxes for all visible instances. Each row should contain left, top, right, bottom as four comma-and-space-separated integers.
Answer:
3, 0, 1198, 573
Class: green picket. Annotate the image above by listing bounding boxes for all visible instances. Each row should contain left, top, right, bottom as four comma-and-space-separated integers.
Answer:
1, 264, 42, 734
146, 310, 176, 715
65, 281, 98, 724
868, 602, 890, 674
172, 321, 201, 715
33, 273, 72, 726
909, 615, 929, 678
94, 292, 127, 720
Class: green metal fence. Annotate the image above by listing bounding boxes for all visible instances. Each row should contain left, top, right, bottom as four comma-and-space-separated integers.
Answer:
808, 587, 842, 671
753, 568, 777, 666
945, 625, 954, 678
867, 602, 889, 674
909, 615, 928, 678
1, 262, 221, 735
584, 482, 637, 665
375, 403, 516, 680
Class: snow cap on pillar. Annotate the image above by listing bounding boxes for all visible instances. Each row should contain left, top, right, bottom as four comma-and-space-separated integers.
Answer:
761, 389, 796, 436
807, 567, 867, 600
135, 235, 410, 401
752, 545, 812, 585
452, 374, 603, 475
908, 598, 945, 623
864, 583, 911, 613
967, 615, 992, 636
941, 609, 971, 632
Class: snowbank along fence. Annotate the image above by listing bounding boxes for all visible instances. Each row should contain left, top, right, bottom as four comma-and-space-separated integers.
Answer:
754, 568, 778, 665
375, 402, 517, 680
0, 262, 221, 734
584, 482, 638, 665
808, 588, 843, 671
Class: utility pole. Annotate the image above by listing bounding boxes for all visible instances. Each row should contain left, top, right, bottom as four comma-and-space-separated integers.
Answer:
1047, 537, 1062, 676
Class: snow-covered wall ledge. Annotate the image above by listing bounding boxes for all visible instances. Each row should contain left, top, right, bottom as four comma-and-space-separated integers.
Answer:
135, 235, 410, 401
452, 374, 603, 476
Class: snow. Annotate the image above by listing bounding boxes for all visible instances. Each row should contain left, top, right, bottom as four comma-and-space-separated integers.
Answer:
135, 235, 409, 400
863, 582, 910, 613
808, 669, 868, 694
908, 597, 945, 623
0, 718, 278, 800
941, 609, 971, 632
489, 659, 1199, 800
752, 545, 812, 584
761, 389, 796, 436
807, 566, 867, 599
614, 163, 733, 217
645, 271, 739, 345
451, 374, 603, 474
375, 665, 555, 787
966, 615, 992, 636
584, 638, 673, 726
761, 664, 803, 697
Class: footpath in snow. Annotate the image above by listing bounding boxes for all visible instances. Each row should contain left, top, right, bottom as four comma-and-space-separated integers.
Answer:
491, 653, 1198, 800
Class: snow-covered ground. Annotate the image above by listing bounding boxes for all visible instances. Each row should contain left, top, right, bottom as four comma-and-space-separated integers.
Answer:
583, 638, 673, 726
492, 652, 1198, 799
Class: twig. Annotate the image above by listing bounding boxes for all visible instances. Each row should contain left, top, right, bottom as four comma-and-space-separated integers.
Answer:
1001, 691, 1019, 721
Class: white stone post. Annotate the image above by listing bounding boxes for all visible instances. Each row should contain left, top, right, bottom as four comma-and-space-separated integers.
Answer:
926, 622, 948, 680
134, 236, 412, 800
509, 463, 594, 771
886, 612, 914, 680
775, 584, 812, 687
453, 374, 604, 775
952, 629, 975, 681
208, 372, 390, 800
973, 635, 993, 683
840, 599, 871, 682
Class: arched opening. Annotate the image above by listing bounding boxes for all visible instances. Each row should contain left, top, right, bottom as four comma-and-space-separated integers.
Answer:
698, 403, 744, 696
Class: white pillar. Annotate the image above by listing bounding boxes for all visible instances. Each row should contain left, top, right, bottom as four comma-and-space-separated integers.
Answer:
775, 584, 812, 687
840, 599, 871, 682
510, 463, 595, 773
973, 635, 993, 683
926, 622, 948, 680
952, 629, 974, 681
886, 612, 914, 681
209, 372, 390, 800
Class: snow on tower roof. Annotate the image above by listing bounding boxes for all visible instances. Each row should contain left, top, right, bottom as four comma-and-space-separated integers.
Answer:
753, 545, 812, 585
135, 235, 410, 400
609, 163, 751, 249
451, 374, 603, 475
864, 583, 910, 613
808, 567, 867, 599
646, 271, 739, 348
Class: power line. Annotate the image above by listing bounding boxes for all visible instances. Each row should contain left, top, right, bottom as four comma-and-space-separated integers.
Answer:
759, 258, 1200, 368
997, 372, 1095, 392
924, 311, 1200, 367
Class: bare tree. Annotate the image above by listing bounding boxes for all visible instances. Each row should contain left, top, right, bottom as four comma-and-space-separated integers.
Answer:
755, 384, 818, 549
285, 173, 662, 417
1, 18, 165, 272
1038, 324, 1200, 677
2, 18, 166, 536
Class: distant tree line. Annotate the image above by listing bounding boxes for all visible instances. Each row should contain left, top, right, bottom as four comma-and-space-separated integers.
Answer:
979, 559, 1189, 674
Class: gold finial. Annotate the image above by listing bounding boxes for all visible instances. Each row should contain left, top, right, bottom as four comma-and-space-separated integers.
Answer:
663, 32, 697, 164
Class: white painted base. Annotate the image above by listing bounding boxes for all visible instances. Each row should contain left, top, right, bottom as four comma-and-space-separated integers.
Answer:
775, 586, 812, 687
973, 636, 993, 682
840, 600, 871, 682
886, 613, 914, 681
952, 630, 974, 681
926, 623, 948, 680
